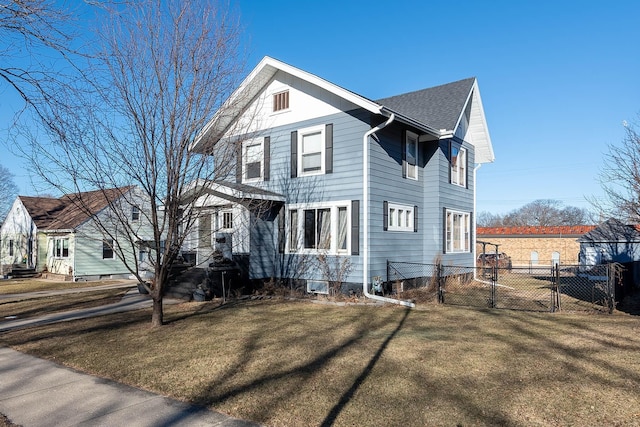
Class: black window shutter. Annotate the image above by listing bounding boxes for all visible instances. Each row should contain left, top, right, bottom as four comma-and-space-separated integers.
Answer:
401, 130, 407, 178
278, 205, 285, 254
383, 201, 388, 231
325, 123, 333, 174
290, 131, 298, 178
236, 143, 242, 183
448, 141, 453, 184
414, 205, 418, 232
264, 136, 270, 182
351, 200, 359, 255
443, 207, 448, 254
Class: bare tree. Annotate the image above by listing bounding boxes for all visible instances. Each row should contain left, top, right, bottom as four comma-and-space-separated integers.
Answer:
478, 199, 592, 227
0, 164, 18, 222
596, 119, 640, 222
0, 0, 79, 116
17, 0, 246, 327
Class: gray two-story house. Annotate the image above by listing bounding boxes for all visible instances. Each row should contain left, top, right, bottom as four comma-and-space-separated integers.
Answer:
187, 56, 494, 298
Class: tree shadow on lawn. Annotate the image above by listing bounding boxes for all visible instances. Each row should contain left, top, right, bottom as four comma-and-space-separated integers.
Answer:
185, 305, 410, 425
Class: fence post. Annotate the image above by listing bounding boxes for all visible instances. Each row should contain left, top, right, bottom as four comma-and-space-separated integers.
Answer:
607, 263, 615, 314
437, 262, 444, 304
490, 266, 497, 308
550, 265, 561, 312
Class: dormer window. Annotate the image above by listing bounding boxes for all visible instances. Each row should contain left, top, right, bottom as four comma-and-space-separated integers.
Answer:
273, 90, 289, 112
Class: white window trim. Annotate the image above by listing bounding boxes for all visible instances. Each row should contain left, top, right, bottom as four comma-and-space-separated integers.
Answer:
406, 130, 418, 181
451, 145, 467, 187
445, 209, 471, 253
52, 237, 70, 259
286, 201, 350, 255
298, 124, 326, 177
387, 203, 415, 232
242, 138, 263, 183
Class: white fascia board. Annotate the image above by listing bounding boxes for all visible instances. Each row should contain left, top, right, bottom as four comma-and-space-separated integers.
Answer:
192, 56, 385, 152
451, 79, 495, 164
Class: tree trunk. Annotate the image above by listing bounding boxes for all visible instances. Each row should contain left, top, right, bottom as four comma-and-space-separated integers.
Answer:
151, 296, 163, 327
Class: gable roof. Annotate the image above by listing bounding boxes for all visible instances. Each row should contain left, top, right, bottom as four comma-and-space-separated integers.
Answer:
478, 225, 597, 237
194, 56, 494, 163
376, 78, 476, 133
19, 187, 133, 231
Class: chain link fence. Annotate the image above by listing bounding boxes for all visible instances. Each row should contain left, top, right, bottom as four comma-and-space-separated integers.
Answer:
387, 261, 620, 313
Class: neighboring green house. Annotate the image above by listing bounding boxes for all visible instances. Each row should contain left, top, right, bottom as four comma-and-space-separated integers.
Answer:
0, 186, 154, 280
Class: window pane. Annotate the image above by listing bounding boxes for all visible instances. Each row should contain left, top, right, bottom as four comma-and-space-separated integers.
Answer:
246, 162, 261, 179
389, 208, 396, 227
245, 142, 262, 179
302, 131, 322, 153
302, 153, 321, 172
317, 208, 331, 250
289, 210, 298, 251
62, 239, 69, 258
304, 209, 316, 249
338, 207, 348, 251
446, 212, 452, 252
407, 139, 417, 165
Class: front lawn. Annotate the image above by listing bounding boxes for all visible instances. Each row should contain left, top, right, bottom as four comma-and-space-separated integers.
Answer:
1, 299, 639, 426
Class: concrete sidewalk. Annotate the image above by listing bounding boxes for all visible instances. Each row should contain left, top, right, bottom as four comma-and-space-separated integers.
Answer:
0, 347, 258, 426
0, 287, 259, 426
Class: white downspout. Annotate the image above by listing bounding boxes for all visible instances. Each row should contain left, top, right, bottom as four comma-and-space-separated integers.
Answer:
473, 163, 482, 281
362, 113, 415, 308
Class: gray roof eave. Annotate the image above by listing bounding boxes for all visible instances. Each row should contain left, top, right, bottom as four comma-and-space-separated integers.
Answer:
379, 106, 444, 139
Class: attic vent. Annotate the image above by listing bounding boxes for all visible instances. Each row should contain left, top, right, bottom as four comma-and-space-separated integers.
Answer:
273, 90, 289, 112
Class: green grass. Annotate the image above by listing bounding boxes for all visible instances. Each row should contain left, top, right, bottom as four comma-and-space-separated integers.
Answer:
2, 299, 639, 426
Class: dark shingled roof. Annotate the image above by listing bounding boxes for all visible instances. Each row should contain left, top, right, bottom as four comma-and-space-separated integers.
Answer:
19, 187, 132, 230
376, 77, 476, 132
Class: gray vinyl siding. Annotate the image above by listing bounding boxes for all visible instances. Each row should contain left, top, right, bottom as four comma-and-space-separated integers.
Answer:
243, 110, 369, 283
241, 113, 477, 283
439, 138, 475, 267
368, 123, 427, 280
248, 213, 277, 279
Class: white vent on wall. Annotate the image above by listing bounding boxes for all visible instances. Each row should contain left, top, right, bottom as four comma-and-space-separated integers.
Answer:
307, 280, 328, 295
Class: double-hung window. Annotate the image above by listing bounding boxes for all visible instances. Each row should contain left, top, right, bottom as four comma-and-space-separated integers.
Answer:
299, 125, 325, 175
53, 238, 69, 258
287, 202, 350, 254
405, 131, 418, 180
451, 145, 467, 187
131, 206, 140, 221
243, 139, 263, 181
445, 210, 470, 253
102, 239, 115, 259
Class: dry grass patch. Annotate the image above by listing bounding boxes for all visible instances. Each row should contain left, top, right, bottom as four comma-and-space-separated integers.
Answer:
0, 278, 134, 295
0, 289, 128, 321
1, 300, 640, 426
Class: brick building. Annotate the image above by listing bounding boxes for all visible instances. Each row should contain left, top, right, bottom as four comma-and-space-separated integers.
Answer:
477, 226, 596, 267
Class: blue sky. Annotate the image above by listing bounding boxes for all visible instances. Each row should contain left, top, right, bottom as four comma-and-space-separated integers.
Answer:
2, 0, 639, 215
